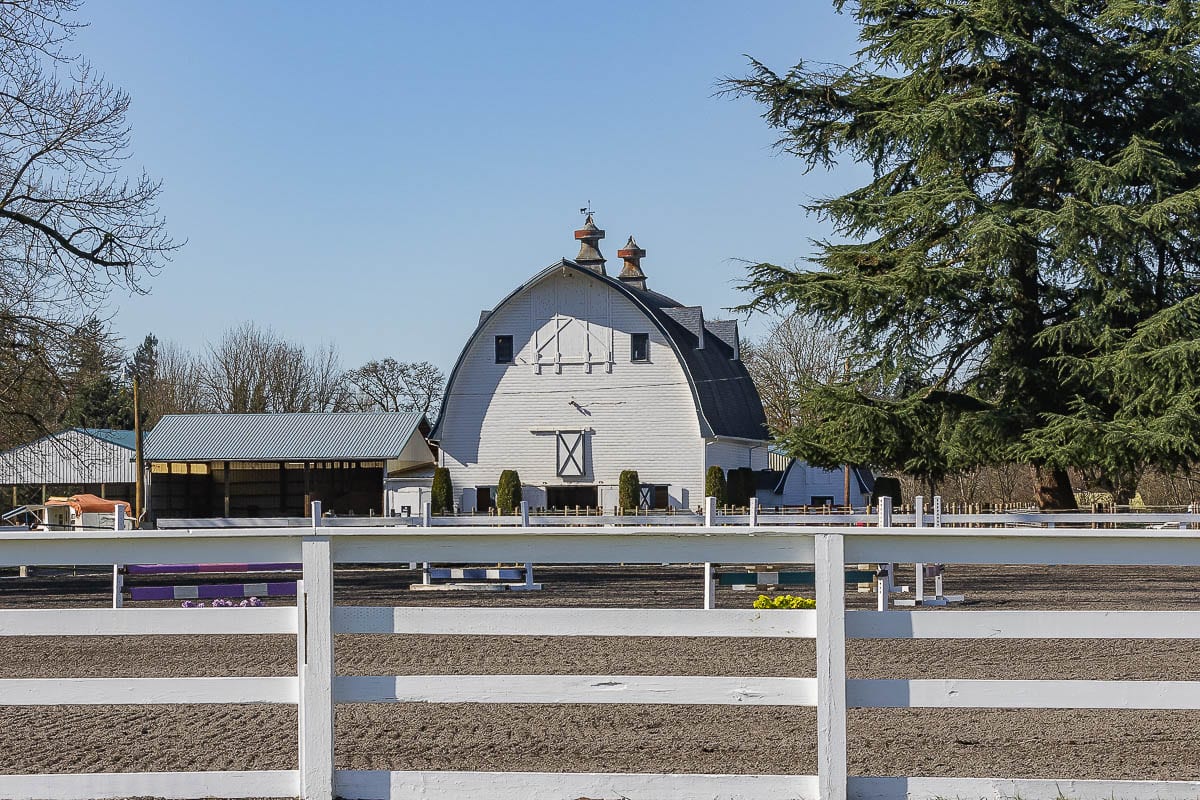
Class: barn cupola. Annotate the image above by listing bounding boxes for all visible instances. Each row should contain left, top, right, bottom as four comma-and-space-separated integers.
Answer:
574, 213, 607, 274
617, 236, 648, 291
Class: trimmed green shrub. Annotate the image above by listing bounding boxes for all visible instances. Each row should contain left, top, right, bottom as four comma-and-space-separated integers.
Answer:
727, 467, 755, 507
618, 469, 640, 512
496, 469, 522, 515
431, 467, 454, 514
873, 476, 902, 507
705, 465, 727, 505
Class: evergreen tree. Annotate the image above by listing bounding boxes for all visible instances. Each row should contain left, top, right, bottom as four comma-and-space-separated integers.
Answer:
727, 467, 756, 507
61, 318, 131, 430
726, 0, 1200, 507
618, 469, 640, 512
496, 469, 522, 515
705, 466, 727, 505
430, 467, 454, 514
127, 334, 159, 382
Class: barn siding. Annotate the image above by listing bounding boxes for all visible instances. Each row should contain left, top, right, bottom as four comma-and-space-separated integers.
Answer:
704, 439, 770, 473
438, 270, 707, 511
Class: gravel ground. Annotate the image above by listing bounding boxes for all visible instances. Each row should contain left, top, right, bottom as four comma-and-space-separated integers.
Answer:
0, 564, 1198, 781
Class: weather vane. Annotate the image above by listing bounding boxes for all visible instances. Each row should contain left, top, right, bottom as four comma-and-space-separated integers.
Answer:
580, 201, 593, 216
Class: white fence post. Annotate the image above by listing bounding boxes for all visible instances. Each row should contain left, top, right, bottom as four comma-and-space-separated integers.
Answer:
749, 496, 759, 527
816, 533, 848, 800
112, 506, 125, 609
420, 500, 432, 581
877, 495, 893, 611
933, 495, 942, 528
703, 496, 717, 610
111, 564, 123, 609
913, 495, 925, 603
521, 500, 535, 590
299, 502, 333, 800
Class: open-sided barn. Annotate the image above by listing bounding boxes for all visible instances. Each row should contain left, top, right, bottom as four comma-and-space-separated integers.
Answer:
144, 412, 433, 522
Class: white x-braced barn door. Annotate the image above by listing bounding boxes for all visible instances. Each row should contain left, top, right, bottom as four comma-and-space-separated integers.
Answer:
556, 430, 586, 477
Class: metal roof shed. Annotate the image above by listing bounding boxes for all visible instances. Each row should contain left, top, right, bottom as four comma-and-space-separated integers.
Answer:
144, 412, 433, 521
0, 428, 137, 506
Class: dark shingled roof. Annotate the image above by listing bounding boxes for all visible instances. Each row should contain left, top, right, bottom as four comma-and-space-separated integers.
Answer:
431, 260, 769, 442
621, 282, 768, 441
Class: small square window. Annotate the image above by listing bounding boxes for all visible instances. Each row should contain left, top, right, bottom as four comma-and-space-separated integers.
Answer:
631, 333, 649, 362
495, 335, 513, 364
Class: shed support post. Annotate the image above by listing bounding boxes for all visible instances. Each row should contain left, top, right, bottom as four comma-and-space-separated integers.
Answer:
223, 461, 230, 517
816, 533, 848, 800
299, 501, 333, 800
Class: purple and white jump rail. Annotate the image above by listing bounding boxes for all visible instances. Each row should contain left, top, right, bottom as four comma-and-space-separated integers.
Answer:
118, 563, 301, 604
4, 506, 1200, 800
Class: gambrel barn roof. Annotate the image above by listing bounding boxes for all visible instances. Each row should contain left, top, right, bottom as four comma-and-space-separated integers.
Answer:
431, 259, 769, 443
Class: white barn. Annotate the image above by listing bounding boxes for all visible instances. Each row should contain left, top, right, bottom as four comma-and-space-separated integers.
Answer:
432, 215, 785, 512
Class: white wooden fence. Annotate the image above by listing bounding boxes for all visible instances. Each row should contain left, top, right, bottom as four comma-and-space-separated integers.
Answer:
2, 514, 1200, 800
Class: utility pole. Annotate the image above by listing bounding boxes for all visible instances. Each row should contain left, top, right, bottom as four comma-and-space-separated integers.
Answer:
133, 377, 144, 528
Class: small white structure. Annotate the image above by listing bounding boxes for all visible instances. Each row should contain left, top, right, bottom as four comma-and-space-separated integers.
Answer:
760, 457, 874, 508
384, 465, 434, 518
432, 215, 785, 512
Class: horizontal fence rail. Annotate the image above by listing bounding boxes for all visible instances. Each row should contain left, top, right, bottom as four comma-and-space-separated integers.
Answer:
3, 514, 1200, 800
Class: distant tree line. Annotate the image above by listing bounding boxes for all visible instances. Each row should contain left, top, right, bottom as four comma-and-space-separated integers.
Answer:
129, 322, 445, 428
0, 318, 446, 447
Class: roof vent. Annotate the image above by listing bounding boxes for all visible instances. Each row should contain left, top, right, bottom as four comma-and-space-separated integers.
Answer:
617, 235, 647, 291
574, 213, 607, 274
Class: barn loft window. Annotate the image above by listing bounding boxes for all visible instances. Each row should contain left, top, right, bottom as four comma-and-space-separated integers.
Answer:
631, 333, 649, 362
495, 335, 514, 364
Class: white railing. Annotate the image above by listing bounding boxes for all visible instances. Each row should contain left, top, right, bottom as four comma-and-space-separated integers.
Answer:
2, 517, 1200, 799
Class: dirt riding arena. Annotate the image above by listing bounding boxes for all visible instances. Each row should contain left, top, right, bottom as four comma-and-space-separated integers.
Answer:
2, 563, 1199, 785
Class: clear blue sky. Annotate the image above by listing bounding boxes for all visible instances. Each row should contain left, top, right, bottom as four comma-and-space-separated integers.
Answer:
76, 1, 865, 372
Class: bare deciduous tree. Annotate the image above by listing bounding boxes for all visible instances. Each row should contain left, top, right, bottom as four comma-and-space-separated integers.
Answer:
742, 314, 846, 435
199, 322, 350, 414
344, 358, 444, 417
144, 339, 206, 423
0, 0, 174, 445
